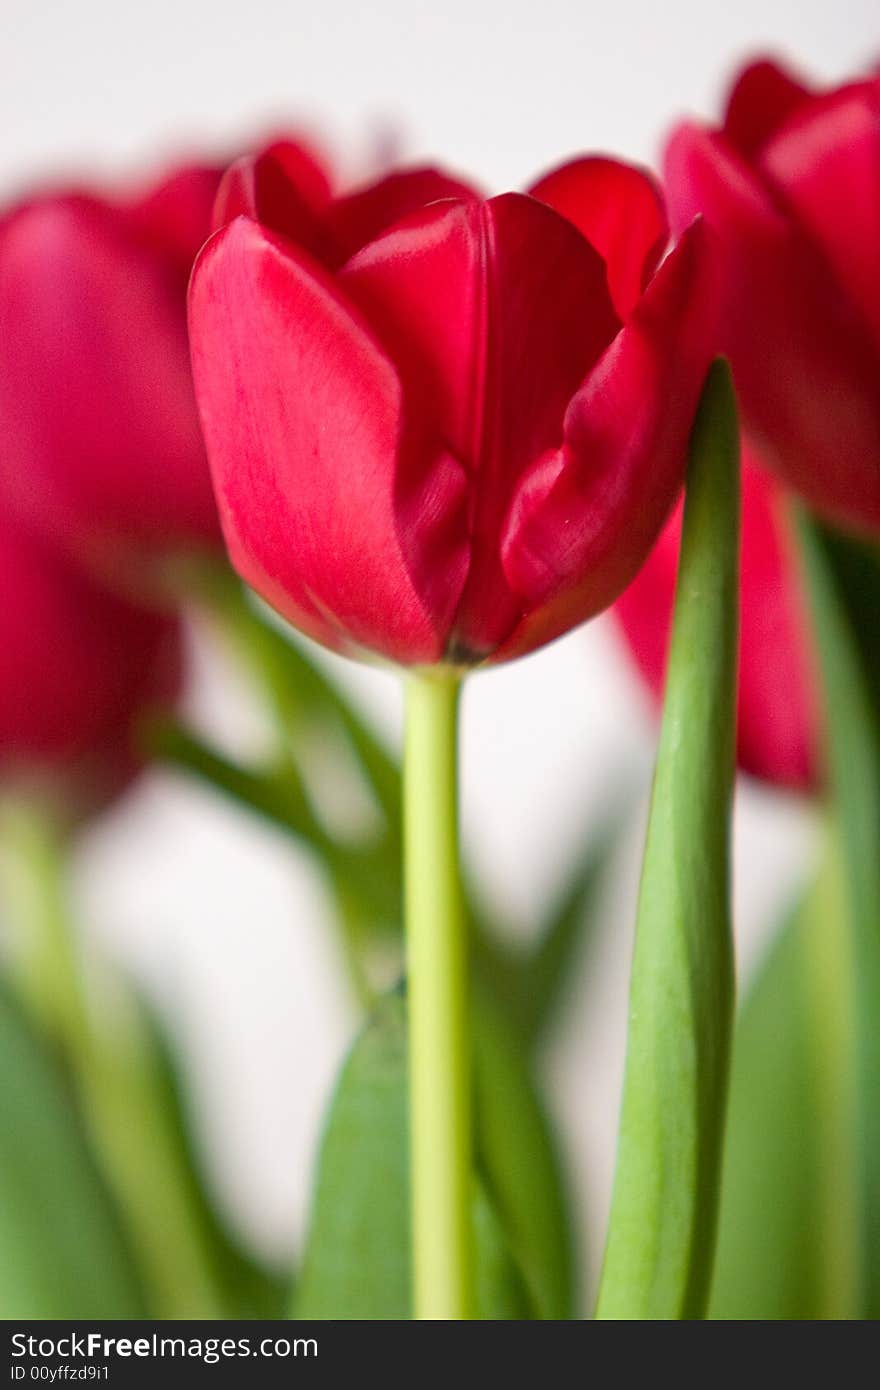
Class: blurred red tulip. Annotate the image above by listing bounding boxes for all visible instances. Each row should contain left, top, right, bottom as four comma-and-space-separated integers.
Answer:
189, 154, 717, 665
615, 444, 819, 791
0, 153, 249, 594
0, 507, 182, 814
665, 58, 880, 535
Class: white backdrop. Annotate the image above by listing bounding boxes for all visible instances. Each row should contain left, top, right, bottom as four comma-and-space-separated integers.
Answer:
3, 0, 873, 1304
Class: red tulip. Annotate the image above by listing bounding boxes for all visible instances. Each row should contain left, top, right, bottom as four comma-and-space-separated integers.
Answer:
189, 154, 717, 666
0, 508, 182, 812
665, 58, 880, 534
0, 161, 230, 587
615, 443, 819, 791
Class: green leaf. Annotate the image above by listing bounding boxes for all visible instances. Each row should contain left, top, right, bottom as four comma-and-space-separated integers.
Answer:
515, 810, 621, 1047
796, 518, 880, 1318
153, 711, 619, 1049
294, 991, 534, 1319
0, 982, 146, 1318
472, 993, 573, 1318
709, 898, 823, 1320
73, 981, 290, 1319
195, 563, 401, 832
595, 361, 739, 1320
135, 997, 290, 1319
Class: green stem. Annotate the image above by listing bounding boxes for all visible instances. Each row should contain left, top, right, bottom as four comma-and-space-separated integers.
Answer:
404, 670, 473, 1319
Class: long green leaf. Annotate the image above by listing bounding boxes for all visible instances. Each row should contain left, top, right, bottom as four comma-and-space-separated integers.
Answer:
595, 361, 739, 1319
709, 897, 823, 1319
0, 983, 146, 1318
517, 810, 621, 1047
796, 518, 880, 1318
133, 995, 290, 1318
294, 991, 542, 1319
472, 993, 573, 1318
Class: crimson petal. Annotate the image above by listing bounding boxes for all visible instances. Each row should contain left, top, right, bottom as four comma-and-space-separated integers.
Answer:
188, 218, 470, 663
0, 196, 217, 571
529, 156, 668, 319
722, 57, 814, 159
615, 452, 819, 790
340, 192, 619, 656
665, 121, 880, 532
125, 163, 224, 280
213, 140, 337, 264
329, 166, 481, 265
498, 219, 716, 661
759, 80, 880, 350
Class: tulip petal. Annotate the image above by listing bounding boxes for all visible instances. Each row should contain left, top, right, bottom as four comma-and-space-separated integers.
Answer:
329, 167, 481, 265
125, 163, 223, 281
529, 157, 668, 319
188, 218, 470, 663
736, 461, 819, 789
615, 454, 819, 790
665, 122, 880, 532
0, 197, 217, 568
498, 220, 716, 660
0, 513, 180, 800
759, 81, 880, 349
341, 193, 619, 656
213, 140, 337, 265
722, 57, 814, 159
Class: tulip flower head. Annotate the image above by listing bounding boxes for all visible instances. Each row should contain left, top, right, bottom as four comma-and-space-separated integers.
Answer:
189, 149, 717, 667
0, 161, 228, 589
665, 58, 880, 534
0, 509, 182, 815
615, 444, 820, 791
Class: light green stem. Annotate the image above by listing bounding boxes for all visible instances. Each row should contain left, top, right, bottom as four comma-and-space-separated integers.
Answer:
404, 670, 473, 1320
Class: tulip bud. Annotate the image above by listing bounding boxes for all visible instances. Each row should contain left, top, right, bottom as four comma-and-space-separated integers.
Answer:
664, 58, 880, 535
0, 164, 227, 591
0, 511, 182, 816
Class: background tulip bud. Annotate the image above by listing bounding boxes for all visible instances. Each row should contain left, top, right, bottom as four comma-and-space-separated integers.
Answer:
615, 444, 819, 791
0, 510, 182, 816
0, 166, 226, 591
664, 58, 880, 535
190, 154, 717, 666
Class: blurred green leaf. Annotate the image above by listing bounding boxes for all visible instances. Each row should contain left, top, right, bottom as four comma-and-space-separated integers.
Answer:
194, 564, 401, 832
498, 811, 620, 1048
74, 983, 291, 1320
595, 362, 739, 1319
709, 899, 823, 1319
2, 798, 281, 1320
146, 718, 399, 1000
294, 990, 540, 1319
135, 997, 290, 1318
797, 518, 880, 1318
472, 992, 573, 1318
152, 715, 617, 1047
0, 982, 146, 1318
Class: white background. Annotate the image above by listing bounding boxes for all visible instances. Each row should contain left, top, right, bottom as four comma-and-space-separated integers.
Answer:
3, 0, 875, 1308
